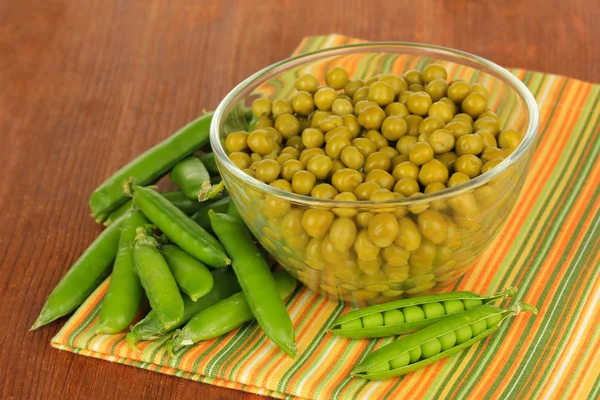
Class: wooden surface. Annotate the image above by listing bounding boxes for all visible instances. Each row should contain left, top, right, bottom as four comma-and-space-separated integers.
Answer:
1, 0, 598, 399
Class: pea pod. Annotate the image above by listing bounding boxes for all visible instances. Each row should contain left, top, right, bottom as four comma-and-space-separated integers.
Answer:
168, 270, 296, 354
130, 185, 229, 268
170, 157, 224, 201
161, 245, 213, 302
97, 210, 149, 333
105, 191, 209, 227
133, 228, 184, 330
126, 268, 240, 351
330, 287, 516, 339
190, 196, 231, 230
31, 215, 125, 330
90, 112, 214, 223
227, 199, 242, 219
197, 153, 219, 176
161, 190, 206, 215
103, 200, 133, 227
209, 211, 297, 357
352, 302, 538, 380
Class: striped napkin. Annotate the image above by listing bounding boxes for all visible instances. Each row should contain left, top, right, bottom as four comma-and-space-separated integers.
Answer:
52, 34, 600, 400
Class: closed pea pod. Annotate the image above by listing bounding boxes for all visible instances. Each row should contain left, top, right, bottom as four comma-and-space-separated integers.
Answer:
351, 302, 537, 380
31, 214, 125, 330
161, 245, 214, 302
197, 152, 219, 176
131, 185, 229, 267
209, 211, 297, 357
171, 157, 225, 201
133, 228, 184, 330
97, 210, 149, 334
329, 287, 516, 339
89, 112, 214, 223
168, 270, 297, 354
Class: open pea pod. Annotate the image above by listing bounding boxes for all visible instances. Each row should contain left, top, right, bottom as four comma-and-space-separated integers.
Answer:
352, 302, 538, 380
330, 287, 516, 339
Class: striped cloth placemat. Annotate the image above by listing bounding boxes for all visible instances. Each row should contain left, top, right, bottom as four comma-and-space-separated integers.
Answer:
51, 34, 600, 400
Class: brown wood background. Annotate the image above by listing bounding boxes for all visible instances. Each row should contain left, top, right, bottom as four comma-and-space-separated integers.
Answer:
1, 0, 598, 399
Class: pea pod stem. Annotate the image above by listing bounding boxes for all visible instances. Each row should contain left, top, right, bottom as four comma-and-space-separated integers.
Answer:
198, 180, 225, 202
90, 112, 214, 223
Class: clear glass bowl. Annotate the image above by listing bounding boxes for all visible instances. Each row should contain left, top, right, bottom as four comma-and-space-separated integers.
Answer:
210, 42, 539, 306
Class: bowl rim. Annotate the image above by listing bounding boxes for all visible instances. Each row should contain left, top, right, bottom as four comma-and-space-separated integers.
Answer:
210, 41, 540, 207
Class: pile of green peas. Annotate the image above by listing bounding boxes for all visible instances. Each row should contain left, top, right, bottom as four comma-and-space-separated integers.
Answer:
224, 64, 524, 303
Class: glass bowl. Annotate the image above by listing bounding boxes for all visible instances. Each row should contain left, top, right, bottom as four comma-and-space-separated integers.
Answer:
210, 42, 539, 306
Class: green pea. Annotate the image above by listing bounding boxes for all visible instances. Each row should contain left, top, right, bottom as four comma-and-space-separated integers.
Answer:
409, 346, 422, 363
389, 352, 411, 369
463, 298, 483, 309
402, 305, 425, 322
443, 299, 465, 315
422, 302, 445, 319
438, 331, 457, 351
382, 309, 405, 325
470, 320, 487, 336
454, 325, 472, 344
362, 313, 384, 328
421, 338, 442, 359
369, 362, 391, 374
486, 313, 503, 328
341, 318, 363, 330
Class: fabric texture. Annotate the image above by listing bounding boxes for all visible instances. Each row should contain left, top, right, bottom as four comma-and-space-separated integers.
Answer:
52, 34, 600, 400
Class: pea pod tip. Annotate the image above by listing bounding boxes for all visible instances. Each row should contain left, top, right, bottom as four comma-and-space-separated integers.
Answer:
125, 333, 141, 353
30, 318, 44, 331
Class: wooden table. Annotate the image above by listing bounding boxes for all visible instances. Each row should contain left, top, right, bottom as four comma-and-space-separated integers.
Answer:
1, 0, 598, 399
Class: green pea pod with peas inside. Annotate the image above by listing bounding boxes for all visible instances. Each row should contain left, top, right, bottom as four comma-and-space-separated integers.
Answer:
197, 153, 219, 176
330, 287, 516, 339
161, 245, 213, 302
190, 196, 231, 230
168, 270, 297, 354
209, 211, 297, 357
130, 184, 230, 268
96, 210, 149, 334
126, 268, 240, 351
89, 112, 214, 223
170, 157, 224, 201
133, 227, 184, 330
352, 302, 538, 380
31, 215, 125, 330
